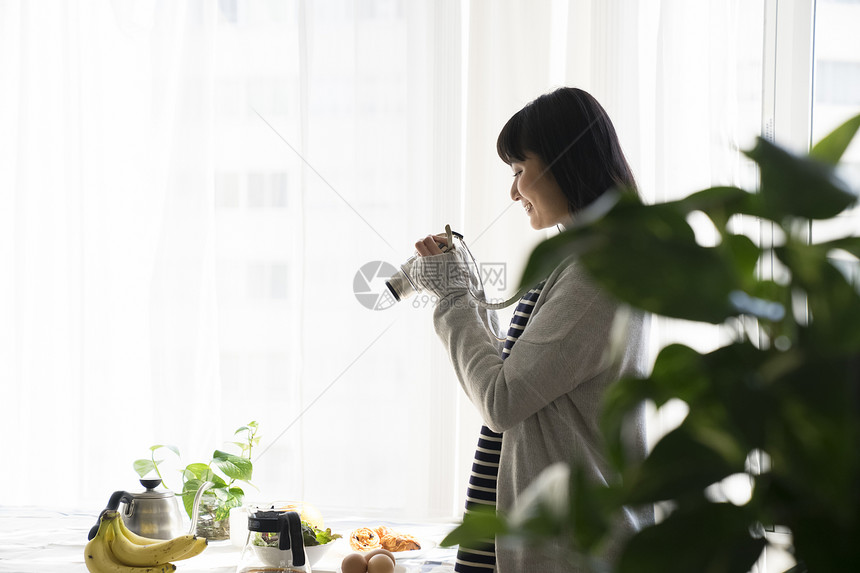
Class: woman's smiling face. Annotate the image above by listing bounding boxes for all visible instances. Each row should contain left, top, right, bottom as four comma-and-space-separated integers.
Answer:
509, 153, 571, 230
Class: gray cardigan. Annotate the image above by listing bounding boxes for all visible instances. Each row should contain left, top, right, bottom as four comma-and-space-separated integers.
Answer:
414, 251, 653, 572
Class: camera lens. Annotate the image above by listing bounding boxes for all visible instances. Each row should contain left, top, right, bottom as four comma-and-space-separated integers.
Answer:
385, 256, 420, 302
385, 268, 415, 302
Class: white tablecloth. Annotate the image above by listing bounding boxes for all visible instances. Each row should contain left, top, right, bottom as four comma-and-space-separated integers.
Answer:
0, 506, 459, 573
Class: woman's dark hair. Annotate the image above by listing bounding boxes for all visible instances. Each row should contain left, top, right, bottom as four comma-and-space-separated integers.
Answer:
497, 87, 637, 215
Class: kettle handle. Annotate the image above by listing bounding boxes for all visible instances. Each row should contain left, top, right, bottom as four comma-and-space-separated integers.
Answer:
286, 511, 305, 567
105, 490, 134, 512
87, 491, 133, 540
187, 481, 215, 535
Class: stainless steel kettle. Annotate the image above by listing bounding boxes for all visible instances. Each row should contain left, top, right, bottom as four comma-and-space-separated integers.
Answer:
88, 478, 213, 541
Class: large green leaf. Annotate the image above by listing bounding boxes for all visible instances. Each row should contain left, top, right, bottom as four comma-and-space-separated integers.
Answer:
776, 241, 860, 353
810, 113, 860, 164
816, 235, 860, 260
622, 421, 743, 506
181, 478, 206, 518
182, 464, 227, 489
783, 500, 860, 572
212, 449, 253, 481
746, 137, 856, 220
722, 233, 761, 287
617, 503, 767, 573
600, 375, 657, 470
673, 186, 765, 228
440, 506, 508, 548
132, 459, 156, 478
182, 462, 213, 481
601, 344, 710, 468
214, 489, 244, 521
580, 238, 738, 324
759, 470, 860, 572
769, 356, 860, 499
695, 343, 785, 451
569, 465, 613, 553
149, 444, 180, 457
527, 197, 745, 323
519, 193, 679, 285
643, 344, 712, 404
234, 421, 259, 435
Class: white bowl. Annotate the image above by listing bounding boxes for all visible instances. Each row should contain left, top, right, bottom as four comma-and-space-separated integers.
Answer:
253, 542, 333, 568
305, 543, 334, 566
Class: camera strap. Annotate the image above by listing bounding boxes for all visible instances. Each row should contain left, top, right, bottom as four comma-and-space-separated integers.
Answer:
445, 224, 528, 311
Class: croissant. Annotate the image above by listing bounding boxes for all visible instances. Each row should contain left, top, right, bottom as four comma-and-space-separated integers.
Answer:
374, 525, 394, 539
349, 527, 381, 551
381, 533, 421, 552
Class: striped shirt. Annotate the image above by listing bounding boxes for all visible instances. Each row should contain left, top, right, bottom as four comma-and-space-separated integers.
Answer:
455, 282, 545, 572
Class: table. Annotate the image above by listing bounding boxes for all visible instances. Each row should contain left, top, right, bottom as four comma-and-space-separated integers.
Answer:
0, 506, 460, 573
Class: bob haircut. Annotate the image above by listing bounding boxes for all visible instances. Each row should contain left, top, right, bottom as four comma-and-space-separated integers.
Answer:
497, 87, 638, 216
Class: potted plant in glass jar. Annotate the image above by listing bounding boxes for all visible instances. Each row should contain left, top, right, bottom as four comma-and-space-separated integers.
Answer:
134, 421, 260, 541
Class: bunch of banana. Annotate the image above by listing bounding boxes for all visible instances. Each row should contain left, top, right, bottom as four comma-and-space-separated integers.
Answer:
84, 510, 208, 573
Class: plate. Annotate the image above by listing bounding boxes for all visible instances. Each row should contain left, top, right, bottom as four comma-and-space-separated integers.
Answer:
387, 539, 436, 560
346, 538, 436, 560
338, 566, 407, 573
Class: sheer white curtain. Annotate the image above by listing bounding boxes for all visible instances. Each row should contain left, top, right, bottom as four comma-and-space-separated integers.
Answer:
0, 1, 222, 507
0, 0, 467, 519
2, 0, 768, 521
224, 0, 468, 519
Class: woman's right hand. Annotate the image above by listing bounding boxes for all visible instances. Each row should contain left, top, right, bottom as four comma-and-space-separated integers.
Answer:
414, 234, 449, 257
410, 237, 471, 300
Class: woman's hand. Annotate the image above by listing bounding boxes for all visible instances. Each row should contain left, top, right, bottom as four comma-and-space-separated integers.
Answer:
415, 234, 449, 257
410, 233, 470, 299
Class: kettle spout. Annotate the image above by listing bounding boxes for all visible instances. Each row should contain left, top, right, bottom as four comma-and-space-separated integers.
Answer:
188, 481, 215, 535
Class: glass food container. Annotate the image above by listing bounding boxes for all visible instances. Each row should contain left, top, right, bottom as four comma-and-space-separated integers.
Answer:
236, 510, 310, 573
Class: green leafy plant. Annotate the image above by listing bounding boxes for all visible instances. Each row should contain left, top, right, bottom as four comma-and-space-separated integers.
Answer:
443, 114, 860, 573
134, 421, 260, 523
181, 421, 259, 523
133, 444, 180, 486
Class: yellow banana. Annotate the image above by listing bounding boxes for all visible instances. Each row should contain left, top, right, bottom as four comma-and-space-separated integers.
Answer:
84, 512, 177, 573
170, 535, 208, 561
108, 518, 207, 566
115, 517, 208, 561
114, 516, 165, 546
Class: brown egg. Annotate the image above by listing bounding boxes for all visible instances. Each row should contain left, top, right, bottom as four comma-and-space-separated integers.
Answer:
341, 552, 368, 573
364, 548, 396, 563
366, 553, 396, 573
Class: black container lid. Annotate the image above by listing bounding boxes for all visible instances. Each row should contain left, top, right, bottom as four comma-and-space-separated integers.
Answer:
247, 510, 283, 533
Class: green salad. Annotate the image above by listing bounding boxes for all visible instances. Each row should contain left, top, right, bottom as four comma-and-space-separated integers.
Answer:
303, 522, 341, 546
253, 522, 342, 548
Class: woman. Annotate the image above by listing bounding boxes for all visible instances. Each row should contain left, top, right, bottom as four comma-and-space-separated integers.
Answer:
411, 87, 653, 572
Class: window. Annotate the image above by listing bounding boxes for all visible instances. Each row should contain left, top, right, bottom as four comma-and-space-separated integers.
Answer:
214, 172, 290, 209
812, 0, 860, 286
755, 1, 860, 569
816, 61, 860, 105
215, 172, 241, 208
246, 262, 290, 300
